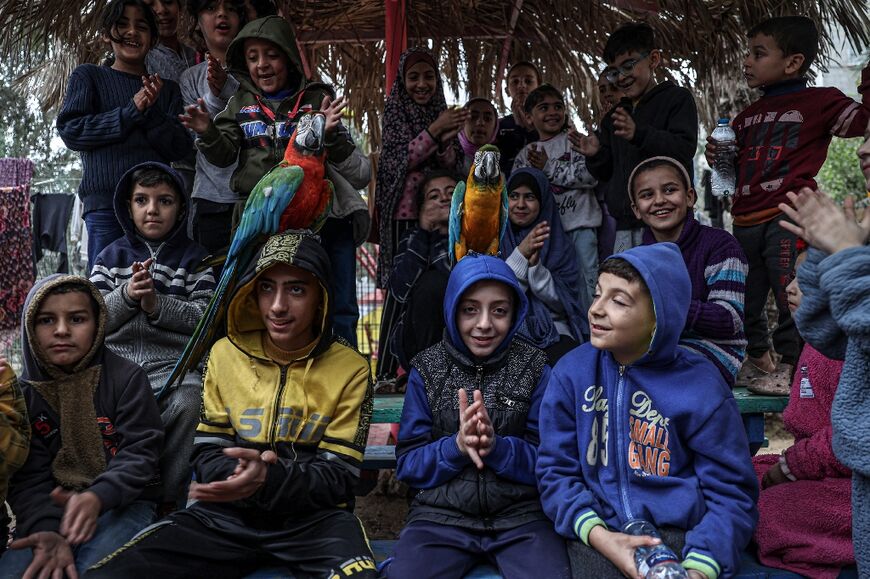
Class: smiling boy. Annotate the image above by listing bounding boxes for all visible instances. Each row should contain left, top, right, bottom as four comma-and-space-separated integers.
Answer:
629, 156, 748, 386
572, 22, 698, 253
87, 230, 376, 578
513, 84, 600, 317
536, 244, 757, 579
181, 15, 371, 346
496, 61, 542, 174
386, 254, 570, 578
90, 162, 215, 508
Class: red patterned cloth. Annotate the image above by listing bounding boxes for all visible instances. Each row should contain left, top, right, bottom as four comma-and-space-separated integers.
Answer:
0, 158, 35, 332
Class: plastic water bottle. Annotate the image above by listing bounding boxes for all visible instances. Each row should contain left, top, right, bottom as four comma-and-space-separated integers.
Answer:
623, 520, 688, 579
710, 117, 737, 198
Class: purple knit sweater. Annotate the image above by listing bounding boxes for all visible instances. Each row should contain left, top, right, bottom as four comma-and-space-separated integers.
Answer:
643, 213, 748, 385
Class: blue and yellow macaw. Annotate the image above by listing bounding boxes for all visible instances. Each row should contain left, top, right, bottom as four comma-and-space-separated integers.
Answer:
160, 113, 333, 395
449, 144, 508, 263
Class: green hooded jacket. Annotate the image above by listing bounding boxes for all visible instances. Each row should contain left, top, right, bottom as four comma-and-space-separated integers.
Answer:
196, 16, 357, 198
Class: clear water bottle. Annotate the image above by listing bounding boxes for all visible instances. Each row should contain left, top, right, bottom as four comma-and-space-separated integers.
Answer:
710, 117, 737, 198
623, 520, 688, 579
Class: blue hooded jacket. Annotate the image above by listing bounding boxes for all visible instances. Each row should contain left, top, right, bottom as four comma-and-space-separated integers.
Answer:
396, 254, 553, 530
536, 243, 757, 579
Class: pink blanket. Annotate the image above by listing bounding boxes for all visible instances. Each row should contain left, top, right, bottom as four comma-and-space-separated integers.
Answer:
752, 345, 853, 578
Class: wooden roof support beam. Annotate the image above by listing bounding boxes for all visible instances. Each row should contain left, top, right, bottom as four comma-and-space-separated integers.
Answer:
495, 0, 525, 100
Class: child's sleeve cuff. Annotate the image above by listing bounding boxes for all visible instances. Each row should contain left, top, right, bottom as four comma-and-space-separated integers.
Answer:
682, 552, 720, 579
574, 510, 607, 545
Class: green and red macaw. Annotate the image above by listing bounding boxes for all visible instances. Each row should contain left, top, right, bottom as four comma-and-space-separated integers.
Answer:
160, 112, 333, 395
449, 144, 508, 263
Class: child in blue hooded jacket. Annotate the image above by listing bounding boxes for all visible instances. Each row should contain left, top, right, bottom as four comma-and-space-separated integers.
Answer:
387, 254, 570, 578
537, 243, 758, 579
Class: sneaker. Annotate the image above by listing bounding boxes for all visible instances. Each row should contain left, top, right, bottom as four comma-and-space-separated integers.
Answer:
747, 363, 794, 396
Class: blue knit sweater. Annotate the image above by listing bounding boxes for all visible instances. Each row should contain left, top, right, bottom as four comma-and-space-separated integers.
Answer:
56, 64, 192, 214
795, 246, 870, 572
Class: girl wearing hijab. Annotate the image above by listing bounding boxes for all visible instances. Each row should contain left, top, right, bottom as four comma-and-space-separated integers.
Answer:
375, 47, 466, 381
502, 168, 587, 365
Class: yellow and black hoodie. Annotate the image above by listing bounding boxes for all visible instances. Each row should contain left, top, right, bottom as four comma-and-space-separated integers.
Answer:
191, 231, 373, 523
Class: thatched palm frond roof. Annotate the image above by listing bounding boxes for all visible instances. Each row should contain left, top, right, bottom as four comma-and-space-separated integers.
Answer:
2, 0, 868, 151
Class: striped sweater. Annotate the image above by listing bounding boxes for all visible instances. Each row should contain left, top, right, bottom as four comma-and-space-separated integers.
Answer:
89, 162, 216, 393
643, 213, 748, 386
56, 64, 192, 214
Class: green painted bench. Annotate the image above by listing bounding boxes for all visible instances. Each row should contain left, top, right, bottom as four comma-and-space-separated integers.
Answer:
362, 388, 789, 468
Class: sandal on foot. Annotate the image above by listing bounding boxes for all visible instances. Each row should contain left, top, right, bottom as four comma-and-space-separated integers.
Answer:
747, 363, 793, 396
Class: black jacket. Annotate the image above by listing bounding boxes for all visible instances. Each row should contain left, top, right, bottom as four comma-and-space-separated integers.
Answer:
587, 81, 698, 230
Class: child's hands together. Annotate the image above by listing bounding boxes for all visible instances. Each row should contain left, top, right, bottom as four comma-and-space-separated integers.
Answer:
458, 388, 498, 469
133, 74, 163, 112
528, 143, 549, 170
779, 188, 870, 254
568, 129, 600, 157
612, 107, 636, 141
126, 258, 157, 314
429, 107, 469, 143
206, 52, 228, 97
319, 95, 347, 138
188, 447, 278, 502
518, 221, 549, 265
588, 525, 661, 579
179, 98, 212, 134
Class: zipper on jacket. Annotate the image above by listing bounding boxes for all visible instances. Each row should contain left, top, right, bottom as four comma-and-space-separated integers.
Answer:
615, 364, 634, 521
267, 365, 290, 451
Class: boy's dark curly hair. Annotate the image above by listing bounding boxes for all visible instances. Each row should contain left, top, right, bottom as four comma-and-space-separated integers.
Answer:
748, 16, 818, 74
603, 22, 656, 64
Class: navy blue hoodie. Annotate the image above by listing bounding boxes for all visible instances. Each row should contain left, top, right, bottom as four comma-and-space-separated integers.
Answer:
396, 254, 553, 530
536, 243, 757, 579
89, 162, 216, 394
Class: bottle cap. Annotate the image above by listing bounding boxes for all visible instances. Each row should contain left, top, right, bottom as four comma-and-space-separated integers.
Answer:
718, 117, 730, 124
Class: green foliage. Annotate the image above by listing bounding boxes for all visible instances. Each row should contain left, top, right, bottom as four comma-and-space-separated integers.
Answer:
0, 59, 80, 183
817, 136, 865, 201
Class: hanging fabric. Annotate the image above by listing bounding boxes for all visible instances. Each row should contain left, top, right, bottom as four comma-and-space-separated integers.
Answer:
0, 158, 35, 332
31, 192, 76, 274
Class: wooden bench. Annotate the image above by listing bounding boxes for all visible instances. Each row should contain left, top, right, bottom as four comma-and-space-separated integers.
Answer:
362, 388, 789, 469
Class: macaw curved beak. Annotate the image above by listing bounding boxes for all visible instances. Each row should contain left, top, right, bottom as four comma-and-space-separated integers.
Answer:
295, 113, 326, 155
473, 150, 500, 184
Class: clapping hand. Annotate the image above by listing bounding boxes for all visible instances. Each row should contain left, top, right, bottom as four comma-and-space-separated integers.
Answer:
179, 98, 212, 134
126, 258, 157, 314
528, 144, 549, 170
518, 221, 550, 266
568, 129, 600, 157
206, 52, 228, 98
779, 188, 870, 254
133, 74, 163, 112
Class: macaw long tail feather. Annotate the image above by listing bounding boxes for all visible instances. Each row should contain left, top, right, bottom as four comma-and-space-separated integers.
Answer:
195, 251, 228, 273
157, 258, 238, 399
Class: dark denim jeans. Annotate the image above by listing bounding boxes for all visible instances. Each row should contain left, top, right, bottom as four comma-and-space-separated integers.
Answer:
83, 208, 125, 273
0, 500, 157, 578
320, 217, 359, 347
